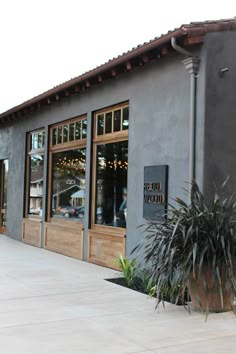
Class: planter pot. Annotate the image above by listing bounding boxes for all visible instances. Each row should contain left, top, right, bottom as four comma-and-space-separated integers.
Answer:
189, 270, 234, 312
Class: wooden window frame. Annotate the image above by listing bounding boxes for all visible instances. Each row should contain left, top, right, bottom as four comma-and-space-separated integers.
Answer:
25, 128, 45, 220
47, 115, 87, 222
50, 115, 87, 151
94, 102, 129, 142
91, 103, 129, 236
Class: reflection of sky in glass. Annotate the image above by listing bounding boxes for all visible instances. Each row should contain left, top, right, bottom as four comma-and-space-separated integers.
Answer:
31, 131, 45, 150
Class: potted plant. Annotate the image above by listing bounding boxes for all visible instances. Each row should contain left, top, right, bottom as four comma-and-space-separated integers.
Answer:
135, 181, 236, 314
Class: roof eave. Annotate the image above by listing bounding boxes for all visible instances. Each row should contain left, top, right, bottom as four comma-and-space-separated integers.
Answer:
0, 27, 188, 123
2, 18, 236, 123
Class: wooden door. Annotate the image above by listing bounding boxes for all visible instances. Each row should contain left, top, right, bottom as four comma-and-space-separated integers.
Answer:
88, 103, 129, 269
45, 116, 87, 260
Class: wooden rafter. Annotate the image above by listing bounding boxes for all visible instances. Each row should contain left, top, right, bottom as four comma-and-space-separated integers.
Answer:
125, 61, 132, 71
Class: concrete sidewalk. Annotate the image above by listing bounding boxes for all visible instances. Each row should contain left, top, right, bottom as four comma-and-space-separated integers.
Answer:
0, 235, 235, 354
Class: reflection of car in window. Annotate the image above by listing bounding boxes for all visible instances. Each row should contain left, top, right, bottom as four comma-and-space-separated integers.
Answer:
75, 206, 85, 219
56, 206, 76, 218
74, 206, 103, 223
55, 205, 103, 222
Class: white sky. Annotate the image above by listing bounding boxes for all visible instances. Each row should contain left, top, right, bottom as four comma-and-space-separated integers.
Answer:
0, 0, 235, 113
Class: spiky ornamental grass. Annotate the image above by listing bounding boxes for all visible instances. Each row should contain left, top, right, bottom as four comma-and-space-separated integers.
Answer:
135, 181, 236, 314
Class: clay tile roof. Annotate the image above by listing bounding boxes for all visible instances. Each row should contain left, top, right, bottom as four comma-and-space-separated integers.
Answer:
1, 18, 236, 123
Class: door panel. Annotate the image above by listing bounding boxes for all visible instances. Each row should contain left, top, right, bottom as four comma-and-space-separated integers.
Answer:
44, 219, 83, 259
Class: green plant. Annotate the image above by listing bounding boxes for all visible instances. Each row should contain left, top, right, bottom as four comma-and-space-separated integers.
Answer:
117, 255, 156, 294
134, 181, 236, 314
137, 268, 156, 295
117, 255, 137, 288
148, 285, 157, 297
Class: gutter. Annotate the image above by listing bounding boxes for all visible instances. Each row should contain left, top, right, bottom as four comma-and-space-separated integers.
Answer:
171, 37, 200, 187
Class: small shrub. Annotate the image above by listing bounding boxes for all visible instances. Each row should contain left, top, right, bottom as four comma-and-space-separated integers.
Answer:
117, 255, 157, 295
117, 255, 137, 288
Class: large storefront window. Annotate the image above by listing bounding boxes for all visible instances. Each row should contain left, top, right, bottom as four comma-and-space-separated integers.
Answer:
51, 148, 86, 221
0, 159, 8, 232
95, 141, 128, 228
93, 102, 129, 229
28, 155, 44, 215
26, 130, 45, 216
49, 116, 87, 223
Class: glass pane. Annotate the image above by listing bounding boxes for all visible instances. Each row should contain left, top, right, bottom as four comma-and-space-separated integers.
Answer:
31, 131, 45, 150
51, 148, 86, 221
28, 155, 44, 216
38, 132, 43, 149
42, 131, 45, 147
82, 119, 87, 139
97, 114, 104, 135
58, 126, 62, 144
75, 121, 81, 140
63, 125, 68, 143
3, 160, 8, 208
0, 160, 9, 231
1, 212, 6, 228
32, 133, 38, 150
52, 128, 57, 145
1, 160, 9, 228
105, 112, 112, 134
69, 123, 75, 141
122, 107, 129, 130
114, 110, 121, 132
95, 141, 128, 228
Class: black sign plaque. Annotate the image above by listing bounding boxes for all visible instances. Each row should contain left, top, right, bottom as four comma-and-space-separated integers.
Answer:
143, 165, 168, 220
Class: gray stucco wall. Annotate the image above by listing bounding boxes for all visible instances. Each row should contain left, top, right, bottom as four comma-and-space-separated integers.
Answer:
203, 31, 236, 199
0, 47, 204, 258
127, 56, 193, 256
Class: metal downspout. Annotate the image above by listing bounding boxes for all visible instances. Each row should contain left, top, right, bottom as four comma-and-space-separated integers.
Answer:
190, 70, 197, 181
171, 37, 200, 186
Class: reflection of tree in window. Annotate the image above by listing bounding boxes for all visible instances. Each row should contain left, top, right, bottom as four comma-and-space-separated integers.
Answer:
27, 129, 45, 216
3, 160, 8, 207
1, 160, 8, 227
29, 155, 44, 215
96, 141, 128, 228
